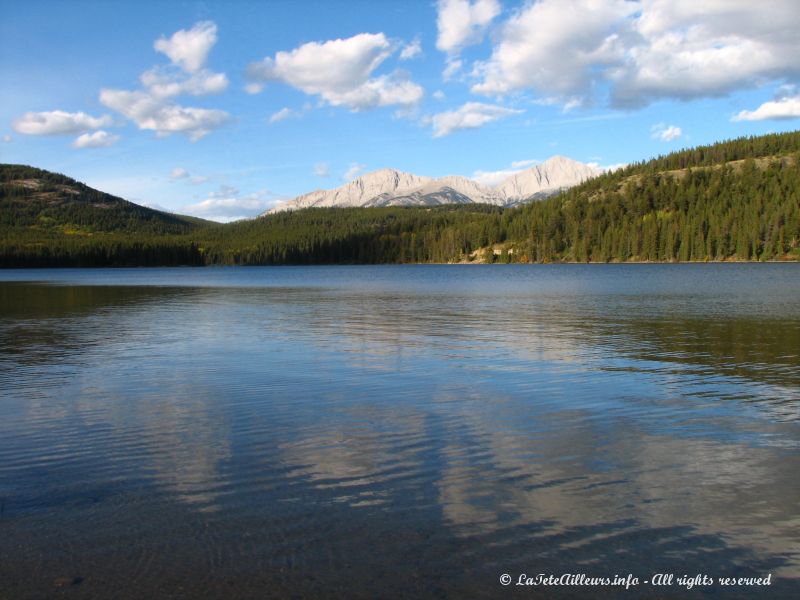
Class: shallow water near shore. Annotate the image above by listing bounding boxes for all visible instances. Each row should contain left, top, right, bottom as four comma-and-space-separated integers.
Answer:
1, 264, 799, 598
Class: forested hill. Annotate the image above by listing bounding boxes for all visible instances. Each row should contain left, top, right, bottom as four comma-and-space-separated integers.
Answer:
1, 130, 799, 266
623, 130, 800, 172
202, 131, 800, 264
506, 131, 800, 262
0, 164, 204, 235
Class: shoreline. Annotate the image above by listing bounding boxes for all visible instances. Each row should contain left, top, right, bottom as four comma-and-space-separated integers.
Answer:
1, 259, 799, 270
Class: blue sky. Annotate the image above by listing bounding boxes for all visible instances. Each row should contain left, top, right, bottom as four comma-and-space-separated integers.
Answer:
2, 0, 799, 221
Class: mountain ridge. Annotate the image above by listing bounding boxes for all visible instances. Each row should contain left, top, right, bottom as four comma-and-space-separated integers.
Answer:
266, 156, 602, 214
3, 130, 798, 267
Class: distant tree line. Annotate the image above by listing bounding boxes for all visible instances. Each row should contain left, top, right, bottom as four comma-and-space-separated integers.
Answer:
1, 131, 799, 267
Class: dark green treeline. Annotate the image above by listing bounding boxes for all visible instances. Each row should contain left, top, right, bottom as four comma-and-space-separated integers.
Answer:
511, 155, 799, 262
1, 131, 799, 266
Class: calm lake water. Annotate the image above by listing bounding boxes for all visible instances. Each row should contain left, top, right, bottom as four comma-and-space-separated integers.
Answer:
1, 264, 799, 599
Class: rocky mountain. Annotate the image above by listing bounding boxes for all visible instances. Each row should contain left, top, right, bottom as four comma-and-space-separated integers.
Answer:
267, 156, 602, 214
495, 156, 602, 205
280, 169, 431, 211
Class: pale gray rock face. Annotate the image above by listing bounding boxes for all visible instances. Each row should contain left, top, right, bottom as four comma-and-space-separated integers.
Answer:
495, 156, 601, 201
266, 156, 602, 214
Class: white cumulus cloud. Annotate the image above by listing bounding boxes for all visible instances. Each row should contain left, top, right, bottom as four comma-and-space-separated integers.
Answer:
436, 0, 501, 55
651, 123, 683, 142
154, 21, 218, 73
430, 102, 522, 138
140, 66, 228, 98
314, 162, 330, 177
99, 89, 229, 141
245, 33, 424, 111
72, 130, 120, 148
100, 22, 229, 141
327, 73, 424, 110
246, 33, 390, 94
733, 95, 800, 121
611, 0, 800, 107
472, 0, 631, 99
471, 0, 800, 109
12, 110, 112, 136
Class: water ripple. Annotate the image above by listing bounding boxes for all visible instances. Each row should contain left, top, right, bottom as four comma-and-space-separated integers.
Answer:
1, 265, 799, 598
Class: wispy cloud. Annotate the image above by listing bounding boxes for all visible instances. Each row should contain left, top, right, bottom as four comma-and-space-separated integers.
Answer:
587, 161, 627, 172
471, 158, 541, 186
510, 158, 538, 169
399, 37, 422, 60
268, 103, 313, 124
313, 162, 330, 177
342, 162, 367, 180
170, 167, 208, 184
430, 102, 522, 137
182, 184, 274, 221
651, 122, 683, 142
269, 108, 294, 124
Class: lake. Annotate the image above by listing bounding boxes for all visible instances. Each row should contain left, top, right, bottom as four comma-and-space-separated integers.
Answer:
1, 264, 799, 599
